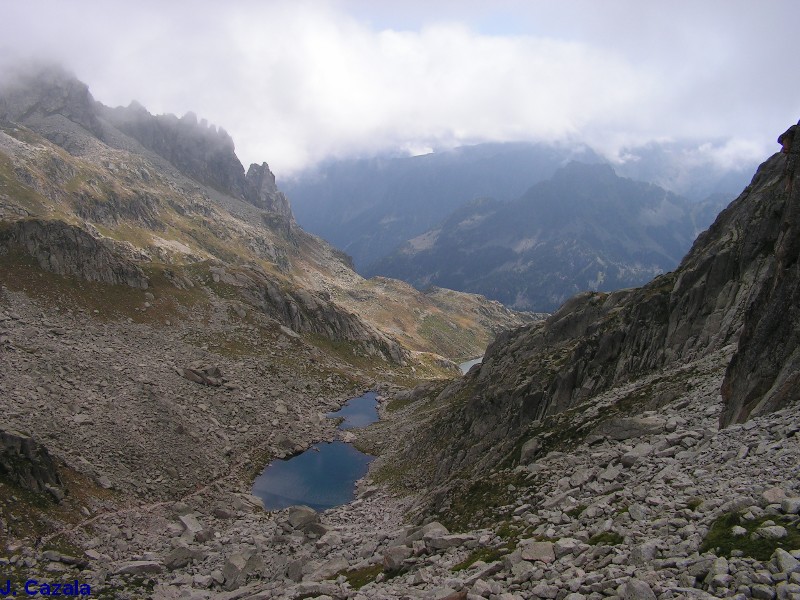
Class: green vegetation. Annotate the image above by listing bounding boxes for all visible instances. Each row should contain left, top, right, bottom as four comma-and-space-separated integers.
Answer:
418, 313, 481, 356
451, 544, 512, 571
566, 504, 587, 518
440, 472, 531, 532
0, 252, 208, 325
339, 564, 383, 590
0, 153, 52, 216
588, 531, 624, 546
686, 497, 704, 511
700, 512, 800, 561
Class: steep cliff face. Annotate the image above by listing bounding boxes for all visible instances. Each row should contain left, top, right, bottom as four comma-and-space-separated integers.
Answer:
403, 122, 799, 486
0, 69, 292, 220
105, 103, 294, 219
244, 162, 294, 220
0, 219, 150, 289
721, 123, 800, 425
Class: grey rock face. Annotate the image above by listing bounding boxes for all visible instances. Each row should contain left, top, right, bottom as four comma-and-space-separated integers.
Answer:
245, 162, 294, 221
0, 427, 63, 494
0, 219, 149, 289
211, 264, 407, 363
720, 120, 800, 426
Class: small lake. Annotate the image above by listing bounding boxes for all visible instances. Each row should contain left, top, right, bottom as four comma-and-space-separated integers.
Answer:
252, 391, 378, 511
459, 357, 483, 374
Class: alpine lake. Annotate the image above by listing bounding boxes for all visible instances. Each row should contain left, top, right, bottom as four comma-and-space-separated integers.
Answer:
252, 391, 378, 511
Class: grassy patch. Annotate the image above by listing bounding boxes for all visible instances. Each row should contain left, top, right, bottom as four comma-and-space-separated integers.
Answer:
566, 504, 588, 519
340, 564, 383, 590
440, 472, 531, 532
686, 497, 704, 511
452, 544, 512, 571
0, 251, 207, 325
588, 531, 624, 546
386, 396, 416, 412
700, 513, 800, 561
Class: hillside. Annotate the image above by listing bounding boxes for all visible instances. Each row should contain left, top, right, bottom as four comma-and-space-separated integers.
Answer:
367, 162, 729, 311
373, 120, 800, 527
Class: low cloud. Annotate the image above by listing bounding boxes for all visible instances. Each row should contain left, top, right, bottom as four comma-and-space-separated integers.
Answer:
3, 1, 798, 175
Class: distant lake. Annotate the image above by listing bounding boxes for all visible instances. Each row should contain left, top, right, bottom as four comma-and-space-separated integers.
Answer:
459, 357, 482, 374
327, 391, 379, 429
252, 391, 378, 511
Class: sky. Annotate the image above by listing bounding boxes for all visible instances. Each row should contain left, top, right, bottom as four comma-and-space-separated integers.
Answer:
3, 0, 800, 177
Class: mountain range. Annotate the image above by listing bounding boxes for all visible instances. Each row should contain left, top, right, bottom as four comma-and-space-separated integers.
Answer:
282, 140, 756, 271
366, 162, 729, 311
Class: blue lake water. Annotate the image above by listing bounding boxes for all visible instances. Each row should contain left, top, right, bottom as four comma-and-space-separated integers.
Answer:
327, 390, 379, 429
252, 391, 378, 511
459, 357, 482, 374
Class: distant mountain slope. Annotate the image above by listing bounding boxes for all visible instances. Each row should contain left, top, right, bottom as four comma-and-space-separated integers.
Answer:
281, 143, 602, 268
366, 162, 729, 311
282, 141, 755, 271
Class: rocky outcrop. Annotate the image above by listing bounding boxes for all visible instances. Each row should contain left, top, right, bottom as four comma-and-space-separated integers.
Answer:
720, 120, 800, 426
209, 264, 407, 363
0, 65, 296, 218
0, 427, 63, 495
105, 104, 249, 199
105, 104, 296, 219
244, 162, 294, 221
0, 219, 149, 288
0, 63, 105, 151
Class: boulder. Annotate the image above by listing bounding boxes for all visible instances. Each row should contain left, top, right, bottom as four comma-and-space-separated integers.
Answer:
383, 546, 413, 572
178, 514, 205, 541
593, 417, 666, 441
781, 497, 800, 514
163, 546, 204, 571
222, 550, 264, 591
114, 561, 163, 575
287, 505, 319, 530
619, 578, 657, 600
519, 541, 555, 564
520, 438, 541, 463
0, 428, 63, 494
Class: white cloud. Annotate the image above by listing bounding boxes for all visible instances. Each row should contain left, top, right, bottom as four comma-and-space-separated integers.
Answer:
3, 0, 799, 175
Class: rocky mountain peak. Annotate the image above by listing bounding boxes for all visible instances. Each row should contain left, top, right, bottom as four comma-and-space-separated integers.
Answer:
245, 162, 294, 221
0, 63, 104, 141
104, 102, 247, 198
